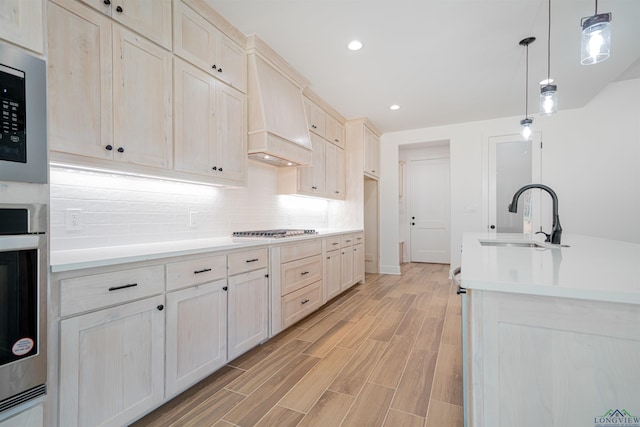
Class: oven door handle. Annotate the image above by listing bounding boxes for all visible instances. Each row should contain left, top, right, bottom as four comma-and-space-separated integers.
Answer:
0, 234, 42, 251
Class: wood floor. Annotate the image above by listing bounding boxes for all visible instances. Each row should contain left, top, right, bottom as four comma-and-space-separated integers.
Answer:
132, 262, 463, 427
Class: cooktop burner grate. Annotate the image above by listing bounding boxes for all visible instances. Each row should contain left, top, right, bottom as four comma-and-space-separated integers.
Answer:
232, 229, 317, 238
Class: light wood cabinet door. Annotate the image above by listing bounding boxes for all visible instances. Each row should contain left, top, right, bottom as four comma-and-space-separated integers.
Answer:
59, 295, 165, 427
364, 125, 380, 178
325, 142, 345, 200
112, 26, 172, 169
303, 97, 325, 137
0, 404, 43, 427
326, 249, 342, 301
48, 0, 113, 160
174, 1, 246, 92
166, 280, 227, 397
353, 243, 364, 284
325, 115, 345, 149
0, 0, 43, 53
174, 57, 216, 176
215, 83, 247, 183
341, 246, 354, 291
298, 133, 325, 195
80, 0, 172, 49
227, 268, 269, 360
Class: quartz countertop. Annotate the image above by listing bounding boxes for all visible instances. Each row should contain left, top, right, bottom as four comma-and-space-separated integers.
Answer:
50, 228, 363, 273
461, 232, 640, 305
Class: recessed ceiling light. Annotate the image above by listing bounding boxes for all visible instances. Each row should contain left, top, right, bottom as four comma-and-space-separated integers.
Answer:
347, 40, 363, 51
390, 104, 400, 110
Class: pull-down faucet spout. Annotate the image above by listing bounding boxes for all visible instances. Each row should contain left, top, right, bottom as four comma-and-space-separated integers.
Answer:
508, 184, 562, 245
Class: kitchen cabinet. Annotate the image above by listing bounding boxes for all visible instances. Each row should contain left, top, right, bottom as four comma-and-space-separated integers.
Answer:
79, 0, 172, 49
227, 248, 269, 360
298, 133, 326, 195
59, 295, 165, 427
303, 97, 326, 137
173, 58, 247, 185
325, 236, 342, 301
340, 233, 365, 291
166, 279, 227, 397
364, 125, 380, 178
353, 242, 365, 284
173, 0, 246, 92
325, 142, 346, 199
48, 0, 173, 170
0, 0, 43, 53
325, 114, 345, 149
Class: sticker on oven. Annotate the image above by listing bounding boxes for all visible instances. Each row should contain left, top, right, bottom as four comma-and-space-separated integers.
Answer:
12, 338, 34, 356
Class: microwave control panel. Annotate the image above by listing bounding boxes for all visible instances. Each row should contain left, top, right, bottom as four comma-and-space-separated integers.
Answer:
0, 63, 26, 164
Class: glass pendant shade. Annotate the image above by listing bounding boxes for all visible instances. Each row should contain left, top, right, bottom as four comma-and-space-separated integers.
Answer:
540, 84, 558, 115
520, 118, 533, 140
581, 13, 612, 65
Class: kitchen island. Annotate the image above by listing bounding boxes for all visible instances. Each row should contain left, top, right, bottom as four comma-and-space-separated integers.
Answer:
460, 233, 640, 427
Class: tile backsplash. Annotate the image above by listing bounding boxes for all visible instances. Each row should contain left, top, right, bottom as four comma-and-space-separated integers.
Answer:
50, 163, 332, 251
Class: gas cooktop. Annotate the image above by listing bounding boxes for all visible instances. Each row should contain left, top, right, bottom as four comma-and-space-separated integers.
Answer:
232, 229, 317, 238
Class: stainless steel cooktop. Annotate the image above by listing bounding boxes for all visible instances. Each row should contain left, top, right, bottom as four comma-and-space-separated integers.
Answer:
232, 229, 317, 238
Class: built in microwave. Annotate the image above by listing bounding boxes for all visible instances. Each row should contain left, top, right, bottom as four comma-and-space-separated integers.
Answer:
0, 42, 47, 184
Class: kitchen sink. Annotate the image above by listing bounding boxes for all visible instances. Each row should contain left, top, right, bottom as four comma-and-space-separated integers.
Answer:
479, 240, 546, 248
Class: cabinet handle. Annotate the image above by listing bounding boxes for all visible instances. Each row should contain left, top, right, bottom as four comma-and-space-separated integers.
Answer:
246, 258, 259, 263
300, 271, 309, 276
218, 167, 223, 172
108, 283, 137, 291
105, 144, 113, 151
194, 268, 212, 274
334, 139, 339, 143
116, 5, 123, 12
217, 67, 223, 73
346, 240, 351, 243
312, 186, 317, 190
117, 147, 124, 153
103, 0, 110, 5
223, 286, 228, 291
332, 242, 339, 246
265, 274, 269, 278
212, 64, 217, 70
301, 299, 310, 305
212, 166, 217, 171
157, 304, 164, 311
335, 191, 340, 194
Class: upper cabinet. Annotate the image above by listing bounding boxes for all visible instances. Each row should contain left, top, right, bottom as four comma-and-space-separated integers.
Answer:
325, 114, 345, 149
364, 125, 380, 178
303, 97, 325, 138
173, 0, 247, 93
0, 0, 44, 53
48, 0, 173, 170
79, 0, 172, 49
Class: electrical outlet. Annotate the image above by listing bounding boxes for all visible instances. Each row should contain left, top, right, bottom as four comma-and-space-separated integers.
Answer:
189, 211, 198, 228
65, 208, 82, 231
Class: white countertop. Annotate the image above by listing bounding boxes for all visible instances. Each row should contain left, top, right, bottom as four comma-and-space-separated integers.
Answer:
461, 232, 640, 305
50, 228, 362, 273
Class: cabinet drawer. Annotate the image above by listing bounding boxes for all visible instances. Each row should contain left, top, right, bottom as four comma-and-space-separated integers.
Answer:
282, 281, 322, 328
353, 233, 364, 245
280, 239, 322, 264
60, 265, 164, 317
227, 248, 268, 276
341, 234, 355, 247
325, 236, 342, 251
281, 254, 322, 296
166, 255, 227, 291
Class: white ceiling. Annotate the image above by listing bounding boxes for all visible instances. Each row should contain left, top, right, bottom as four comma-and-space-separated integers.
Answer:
206, 0, 640, 133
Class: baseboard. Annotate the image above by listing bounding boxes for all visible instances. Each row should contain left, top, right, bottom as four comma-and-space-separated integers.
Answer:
379, 265, 401, 275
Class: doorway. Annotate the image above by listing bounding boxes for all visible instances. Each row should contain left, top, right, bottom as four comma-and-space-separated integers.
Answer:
409, 156, 450, 264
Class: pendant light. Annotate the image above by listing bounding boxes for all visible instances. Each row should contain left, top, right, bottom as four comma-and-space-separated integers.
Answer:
519, 37, 535, 140
540, 0, 557, 115
580, 0, 612, 65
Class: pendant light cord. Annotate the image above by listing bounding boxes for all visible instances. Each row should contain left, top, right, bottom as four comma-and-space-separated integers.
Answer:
525, 43, 529, 118
547, 0, 551, 81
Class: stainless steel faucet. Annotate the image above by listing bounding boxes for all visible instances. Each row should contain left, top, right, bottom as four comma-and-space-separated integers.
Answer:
508, 184, 563, 245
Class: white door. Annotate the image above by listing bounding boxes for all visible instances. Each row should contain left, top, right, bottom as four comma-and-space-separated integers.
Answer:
487, 134, 542, 234
409, 157, 450, 263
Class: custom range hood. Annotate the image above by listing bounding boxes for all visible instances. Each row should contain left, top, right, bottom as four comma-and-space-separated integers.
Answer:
246, 35, 312, 167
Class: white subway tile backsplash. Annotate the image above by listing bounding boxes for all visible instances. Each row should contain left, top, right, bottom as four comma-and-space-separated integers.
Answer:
50, 163, 332, 251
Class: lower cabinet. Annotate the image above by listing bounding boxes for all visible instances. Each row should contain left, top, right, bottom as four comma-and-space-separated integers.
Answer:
325, 248, 342, 301
227, 268, 269, 360
165, 279, 227, 398
340, 245, 354, 290
58, 295, 165, 427
353, 243, 364, 284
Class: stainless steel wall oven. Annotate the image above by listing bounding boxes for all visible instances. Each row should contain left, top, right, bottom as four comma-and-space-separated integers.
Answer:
0, 41, 48, 414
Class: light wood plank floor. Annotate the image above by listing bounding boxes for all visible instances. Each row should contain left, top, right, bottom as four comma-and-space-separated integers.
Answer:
132, 263, 463, 427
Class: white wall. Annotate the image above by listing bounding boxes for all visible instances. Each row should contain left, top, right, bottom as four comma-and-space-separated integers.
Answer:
50, 161, 343, 251
381, 78, 640, 272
